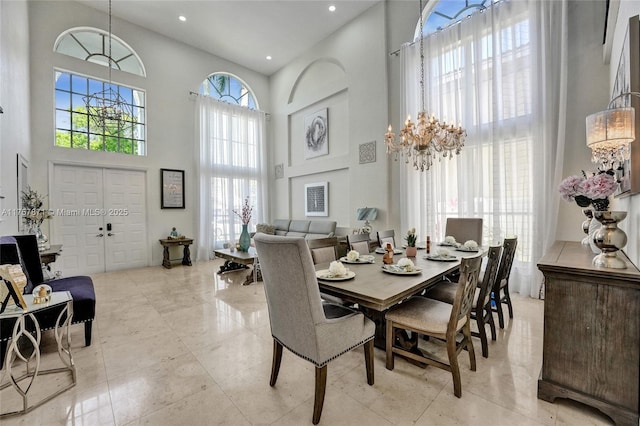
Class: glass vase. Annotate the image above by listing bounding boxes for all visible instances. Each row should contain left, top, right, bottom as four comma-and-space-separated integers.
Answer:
239, 224, 251, 252
29, 223, 50, 252
592, 211, 628, 269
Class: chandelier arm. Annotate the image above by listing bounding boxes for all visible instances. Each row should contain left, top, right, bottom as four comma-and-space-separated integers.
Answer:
607, 91, 640, 109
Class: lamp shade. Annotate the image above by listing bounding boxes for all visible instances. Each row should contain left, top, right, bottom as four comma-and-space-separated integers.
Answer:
585, 107, 635, 148
356, 207, 378, 221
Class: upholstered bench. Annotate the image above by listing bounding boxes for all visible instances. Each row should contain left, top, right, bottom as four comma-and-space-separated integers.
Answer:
0, 235, 96, 366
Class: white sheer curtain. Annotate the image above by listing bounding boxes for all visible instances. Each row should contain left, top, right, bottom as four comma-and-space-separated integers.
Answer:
400, 0, 567, 297
196, 95, 268, 260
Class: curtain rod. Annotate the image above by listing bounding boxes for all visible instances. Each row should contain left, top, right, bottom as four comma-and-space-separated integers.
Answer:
188, 91, 270, 117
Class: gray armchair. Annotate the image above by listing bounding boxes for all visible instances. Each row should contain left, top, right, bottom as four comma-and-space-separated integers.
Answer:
254, 234, 375, 424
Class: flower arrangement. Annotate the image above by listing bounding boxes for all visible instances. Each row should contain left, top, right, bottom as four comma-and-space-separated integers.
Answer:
404, 228, 417, 247
233, 197, 253, 225
558, 171, 618, 211
397, 257, 416, 271
328, 260, 348, 277
21, 186, 53, 229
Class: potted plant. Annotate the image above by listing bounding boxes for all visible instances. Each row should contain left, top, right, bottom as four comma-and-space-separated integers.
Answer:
405, 228, 417, 257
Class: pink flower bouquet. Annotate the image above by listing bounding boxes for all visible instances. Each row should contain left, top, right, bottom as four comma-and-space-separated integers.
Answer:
558, 172, 617, 210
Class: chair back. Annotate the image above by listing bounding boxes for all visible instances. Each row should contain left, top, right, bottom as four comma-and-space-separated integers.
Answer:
479, 245, 502, 308
450, 256, 483, 327
253, 234, 327, 360
346, 233, 371, 254
445, 218, 483, 244
376, 230, 396, 248
494, 236, 517, 292
307, 237, 338, 265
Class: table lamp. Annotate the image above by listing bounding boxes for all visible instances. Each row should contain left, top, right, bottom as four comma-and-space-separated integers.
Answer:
356, 207, 378, 233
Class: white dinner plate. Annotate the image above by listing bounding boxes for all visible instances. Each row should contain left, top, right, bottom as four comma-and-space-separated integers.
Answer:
425, 255, 459, 262
339, 255, 375, 264
456, 247, 479, 253
375, 247, 403, 255
316, 270, 356, 281
381, 265, 423, 275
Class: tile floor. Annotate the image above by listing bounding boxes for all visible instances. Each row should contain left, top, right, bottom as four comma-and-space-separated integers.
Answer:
1, 259, 616, 425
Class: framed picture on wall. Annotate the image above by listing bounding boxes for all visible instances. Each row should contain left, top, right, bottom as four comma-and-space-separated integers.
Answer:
305, 182, 328, 216
161, 168, 185, 209
611, 15, 640, 197
304, 108, 328, 159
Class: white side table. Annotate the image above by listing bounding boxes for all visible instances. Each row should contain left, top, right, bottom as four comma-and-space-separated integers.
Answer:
0, 291, 76, 417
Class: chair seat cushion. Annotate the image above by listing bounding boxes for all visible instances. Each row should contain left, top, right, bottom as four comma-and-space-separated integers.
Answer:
47, 276, 96, 323
386, 297, 466, 335
426, 282, 480, 308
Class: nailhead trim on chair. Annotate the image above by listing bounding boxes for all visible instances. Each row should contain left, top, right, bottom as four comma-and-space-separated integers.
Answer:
274, 335, 374, 368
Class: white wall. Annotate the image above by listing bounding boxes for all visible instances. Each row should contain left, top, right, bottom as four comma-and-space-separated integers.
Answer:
610, 0, 640, 268
27, 0, 269, 266
0, 0, 31, 236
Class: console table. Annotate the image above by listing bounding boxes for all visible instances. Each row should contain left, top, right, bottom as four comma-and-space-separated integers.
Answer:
537, 241, 640, 426
159, 238, 193, 269
40, 244, 62, 268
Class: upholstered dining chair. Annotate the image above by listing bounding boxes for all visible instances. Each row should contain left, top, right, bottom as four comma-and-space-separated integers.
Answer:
445, 218, 483, 244
385, 255, 483, 398
254, 234, 375, 424
492, 236, 518, 329
306, 237, 339, 265
346, 232, 371, 254
376, 230, 396, 249
424, 245, 502, 357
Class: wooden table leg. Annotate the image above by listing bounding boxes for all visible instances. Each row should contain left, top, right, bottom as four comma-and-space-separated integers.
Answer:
162, 246, 171, 269
182, 245, 192, 266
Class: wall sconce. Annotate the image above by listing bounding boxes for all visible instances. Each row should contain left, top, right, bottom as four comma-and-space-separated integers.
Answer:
586, 91, 640, 171
356, 207, 377, 233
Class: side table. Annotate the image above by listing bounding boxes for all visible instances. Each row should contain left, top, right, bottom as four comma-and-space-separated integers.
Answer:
0, 291, 76, 417
159, 238, 194, 269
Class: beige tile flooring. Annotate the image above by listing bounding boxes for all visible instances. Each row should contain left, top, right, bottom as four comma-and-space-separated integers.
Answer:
1, 259, 616, 425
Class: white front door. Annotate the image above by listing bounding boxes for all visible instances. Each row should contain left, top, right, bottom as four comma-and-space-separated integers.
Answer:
52, 165, 148, 275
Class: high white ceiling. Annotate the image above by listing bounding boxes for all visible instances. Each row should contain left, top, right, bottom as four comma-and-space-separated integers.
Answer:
75, 0, 382, 76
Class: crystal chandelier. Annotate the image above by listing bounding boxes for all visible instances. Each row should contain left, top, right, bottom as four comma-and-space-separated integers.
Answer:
83, 0, 136, 133
585, 91, 640, 171
385, 0, 466, 172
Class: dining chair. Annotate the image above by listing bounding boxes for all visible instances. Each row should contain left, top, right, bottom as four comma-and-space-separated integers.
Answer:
346, 232, 371, 254
492, 236, 518, 329
306, 237, 339, 264
445, 218, 483, 244
424, 245, 502, 357
253, 234, 375, 425
376, 230, 396, 248
385, 255, 483, 398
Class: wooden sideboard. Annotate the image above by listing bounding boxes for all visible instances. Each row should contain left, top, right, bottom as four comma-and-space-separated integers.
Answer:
537, 241, 640, 426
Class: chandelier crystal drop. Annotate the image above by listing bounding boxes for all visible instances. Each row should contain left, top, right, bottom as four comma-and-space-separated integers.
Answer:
83, 0, 136, 133
385, 0, 466, 172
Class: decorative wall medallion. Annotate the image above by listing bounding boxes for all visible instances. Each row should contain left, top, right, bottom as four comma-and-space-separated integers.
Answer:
275, 163, 284, 179
359, 141, 376, 164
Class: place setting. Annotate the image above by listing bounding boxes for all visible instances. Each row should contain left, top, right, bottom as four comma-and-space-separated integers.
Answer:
455, 240, 480, 253
339, 250, 375, 264
375, 246, 403, 255
381, 258, 423, 275
316, 260, 356, 281
425, 247, 459, 262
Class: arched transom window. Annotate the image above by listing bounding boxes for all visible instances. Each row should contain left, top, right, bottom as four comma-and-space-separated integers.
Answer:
419, 0, 497, 38
55, 28, 145, 76
200, 73, 257, 110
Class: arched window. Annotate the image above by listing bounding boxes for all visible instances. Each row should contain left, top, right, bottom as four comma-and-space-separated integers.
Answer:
54, 28, 145, 76
418, 0, 497, 39
53, 28, 146, 155
200, 73, 257, 110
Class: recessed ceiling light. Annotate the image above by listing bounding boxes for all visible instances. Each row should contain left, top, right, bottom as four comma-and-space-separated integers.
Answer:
266, 55, 272, 60
329, 5, 336, 12
178, 15, 187, 22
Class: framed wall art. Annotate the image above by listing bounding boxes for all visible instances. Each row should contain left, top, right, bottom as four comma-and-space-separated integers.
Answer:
304, 108, 328, 159
305, 182, 328, 217
161, 168, 185, 209
611, 15, 640, 197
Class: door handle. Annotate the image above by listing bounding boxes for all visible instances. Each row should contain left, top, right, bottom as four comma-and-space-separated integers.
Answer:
107, 232, 114, 236
97, 233, 104, 237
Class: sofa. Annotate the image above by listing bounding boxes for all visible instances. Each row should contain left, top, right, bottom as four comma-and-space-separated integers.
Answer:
271, 219, 336, 239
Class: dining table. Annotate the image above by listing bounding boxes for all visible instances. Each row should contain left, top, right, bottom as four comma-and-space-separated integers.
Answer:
315, 246, 485, 349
